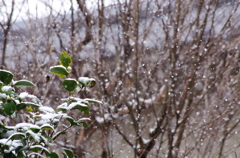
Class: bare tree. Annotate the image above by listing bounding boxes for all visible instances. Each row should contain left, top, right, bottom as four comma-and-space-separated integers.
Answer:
2, 0, 240, 157
0, 0, 15, 68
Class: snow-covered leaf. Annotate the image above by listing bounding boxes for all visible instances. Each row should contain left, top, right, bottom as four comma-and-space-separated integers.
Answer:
26, 130, 41, 143
57, 102, 68, 113
19, 92, 41, 104
57, 102, 90, 114
40, 124, 54, 131
2, 86, 14, 95
52, 131, 66, 140
15, 123, 40, 134
63, 97, 88, 104
29, 124, 40, 133
16, 103, 27, 111
28, 152, 46, 158
39, 106, 55, 113
6, 132, 25, 142
62, 78, 78, 93
39, 113, 65, 120
30, 145, 50, 154
78, 77, 96, 87
64, 116, 78, 126
0, 70, 14, 85
68, 102, 90, 114
84, 98, 102, 104
26, 102, 41, 107
50, 65, 69, 78
0, 92, 7, 99
13, 80, 35, 87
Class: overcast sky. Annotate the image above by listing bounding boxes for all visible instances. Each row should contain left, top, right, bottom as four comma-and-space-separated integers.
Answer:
1, 0, 119, 21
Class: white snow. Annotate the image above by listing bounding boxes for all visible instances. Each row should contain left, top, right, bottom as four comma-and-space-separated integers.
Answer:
69, 97, 88, 104
40, 124, 54, 130
84, 98, 103, 104
19, 92, 41, 104
78, 118, 91, 122
39, 106, 55, 114
26, 130, 41, 142
68, 102, 88, 109
39, 113, 65, 120
19, 92, 29, 99
142, 138, 151, 144
0, 70, 13, 75
104, 113, 111, 121
30, 145, 50, 154
65, 78, 77, 82
0, 114, 6, 120
15, 123, 33, 131
49, 65, 66, 70
78, 77, 90, 84
0, 138, 9, 145
95, 116, 104, 124
2, 86, 13, 92
0, 93, 7, 99
0, 139, 22, 150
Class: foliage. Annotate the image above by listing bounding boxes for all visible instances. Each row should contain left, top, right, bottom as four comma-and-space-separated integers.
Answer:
2, 0, 240, 157
0, 52, 101, 158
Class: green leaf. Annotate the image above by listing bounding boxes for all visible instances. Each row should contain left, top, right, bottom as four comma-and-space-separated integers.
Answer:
80, 122, 88, 128
0, 70, 14, 85
4, 100, 16, 115
50, 65, 69, 78
16, 150, 26, 158
60, 52, 72, 68
26, 106, 33, 112
29, 125, 40, 133
46, 152, 59, 158
27, 153, 45, 158
63, 148, 74, 158
26, 130, 40, 143
0, 81, 3, 89
89, 79, 96, 87
22, 102, 41, 108
69, 102, 90, 115
15, 145, 27, 155
40, 131, 53, 142
57, 103, 67, 113
40, 124, 54, 131
65, 116, 78, 126
7, 132, 25, 141
13, 80, 35, 87
3, 152, 17, 158
16, 103, 27, 111
62, 78, 78, 93
16, 102, 41, 111
52, 131, 66, 140
30, 145, 50, 154
63, 153, 68, 158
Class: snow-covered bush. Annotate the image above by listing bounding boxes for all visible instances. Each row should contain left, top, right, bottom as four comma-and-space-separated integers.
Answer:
0, 52, 101, 158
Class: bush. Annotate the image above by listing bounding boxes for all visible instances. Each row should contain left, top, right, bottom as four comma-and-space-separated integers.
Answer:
0, 52, 101, 158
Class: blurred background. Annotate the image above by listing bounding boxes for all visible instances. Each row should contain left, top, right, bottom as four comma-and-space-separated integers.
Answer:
1, 0, 240, 157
